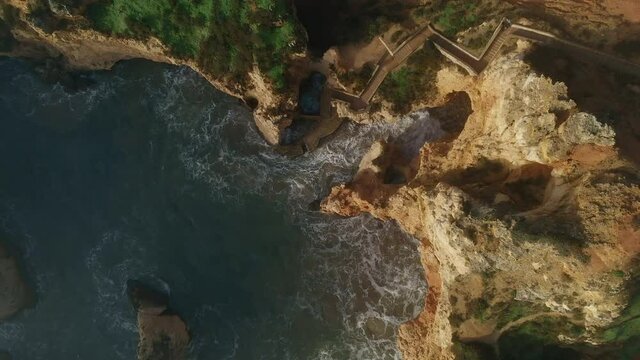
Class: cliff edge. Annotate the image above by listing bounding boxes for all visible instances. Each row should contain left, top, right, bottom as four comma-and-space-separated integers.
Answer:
323, 47, 640, 359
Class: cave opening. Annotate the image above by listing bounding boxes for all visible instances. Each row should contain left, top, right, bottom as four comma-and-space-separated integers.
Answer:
293, 0, 414, 57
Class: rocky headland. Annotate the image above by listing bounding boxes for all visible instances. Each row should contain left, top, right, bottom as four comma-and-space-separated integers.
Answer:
322, 46, 640, 358
1, 0, 639, 359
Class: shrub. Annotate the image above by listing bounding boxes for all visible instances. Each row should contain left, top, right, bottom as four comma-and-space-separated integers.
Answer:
87, 0, 304, 87
378, 44, 441, 112
434, 1, 480, 37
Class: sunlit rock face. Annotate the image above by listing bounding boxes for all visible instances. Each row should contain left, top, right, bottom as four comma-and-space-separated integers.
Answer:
323, 52, 640, 359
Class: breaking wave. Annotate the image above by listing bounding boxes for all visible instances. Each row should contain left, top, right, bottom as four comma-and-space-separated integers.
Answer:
0, 59, 441, 359
149, 66, 438, 359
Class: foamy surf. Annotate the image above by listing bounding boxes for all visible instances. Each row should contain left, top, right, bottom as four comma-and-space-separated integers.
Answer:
151, 66, 433, 359
0, 58, 436, 359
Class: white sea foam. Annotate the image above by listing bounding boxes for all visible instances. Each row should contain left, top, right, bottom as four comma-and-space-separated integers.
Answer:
148, 66, 436, 359
0, 60, 436, 359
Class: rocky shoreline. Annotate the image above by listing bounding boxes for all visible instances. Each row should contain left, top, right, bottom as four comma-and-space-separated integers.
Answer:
1, 0, 639, 359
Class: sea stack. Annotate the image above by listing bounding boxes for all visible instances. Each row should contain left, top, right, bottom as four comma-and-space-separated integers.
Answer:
0, 241, 32, 320
127, 280, 190, 360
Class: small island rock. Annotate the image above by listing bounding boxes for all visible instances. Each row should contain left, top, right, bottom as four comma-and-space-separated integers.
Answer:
127, 280, 190, 360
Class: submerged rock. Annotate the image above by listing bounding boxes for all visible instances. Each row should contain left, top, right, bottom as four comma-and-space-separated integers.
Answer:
127, 280, 190, 360
0, 242, 32, 320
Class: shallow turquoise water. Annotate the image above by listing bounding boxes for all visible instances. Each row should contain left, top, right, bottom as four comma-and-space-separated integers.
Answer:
0, 58, 432, 359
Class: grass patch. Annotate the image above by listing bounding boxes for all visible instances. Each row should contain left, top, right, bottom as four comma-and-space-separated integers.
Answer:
612, 269, 626, 278
602, 292, 640, 343
435, 1, 479, 37
469, 298, 491, 322
378, 44, 441, 112
89, 0, 214, 57
498, 317, 584, 360
336, 63, 375, 91
495, 302, 535, 328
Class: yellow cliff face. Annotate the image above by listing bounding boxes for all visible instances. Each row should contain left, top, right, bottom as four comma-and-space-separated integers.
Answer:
322, 50, 640, 358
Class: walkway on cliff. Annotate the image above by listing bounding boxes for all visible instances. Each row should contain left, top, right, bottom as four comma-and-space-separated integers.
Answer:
331, 18, 640, 112
331, 23, 435, 111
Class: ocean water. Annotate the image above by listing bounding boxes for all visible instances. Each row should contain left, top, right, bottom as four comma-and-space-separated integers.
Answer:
0, 58, 439, 359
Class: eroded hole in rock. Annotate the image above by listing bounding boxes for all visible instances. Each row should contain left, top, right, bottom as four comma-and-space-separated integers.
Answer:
244, 96, 259, 110
376, 93, 472, 185
429, 91, 473, 136
293, 0, 415, 57
280, 117, 317, 146
501, 163, 553, 210
445, 160, 553, 211
383, 165, 407, 185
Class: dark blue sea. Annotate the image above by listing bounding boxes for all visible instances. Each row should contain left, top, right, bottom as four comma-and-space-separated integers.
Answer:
0, 58, 434, 359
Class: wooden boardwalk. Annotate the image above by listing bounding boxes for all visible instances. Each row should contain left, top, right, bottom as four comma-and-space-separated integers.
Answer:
330, 19, 640, 112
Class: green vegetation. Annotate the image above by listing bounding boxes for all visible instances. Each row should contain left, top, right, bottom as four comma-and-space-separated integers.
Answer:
612, 269, 626, 278
452, 342, 496, 360
87, 0, 303, 87
378, 44, 442, 112
469, 298, 490, 322
336, 63, 375, 91
435, 1, 479, 37
495, 301, 539, 328
602, 292, 640, 343
498, 317, 584, 360
89, 0, 214, 56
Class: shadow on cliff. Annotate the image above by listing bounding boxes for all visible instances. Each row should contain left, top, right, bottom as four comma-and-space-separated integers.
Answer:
524, 45, 640, 166
292, 0, 418, 56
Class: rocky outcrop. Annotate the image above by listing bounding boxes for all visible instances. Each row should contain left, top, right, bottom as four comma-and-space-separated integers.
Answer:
506, 0, 640, 49
322, 49, 640, 358
127, 280, 190, 360
0, 242, 32, 320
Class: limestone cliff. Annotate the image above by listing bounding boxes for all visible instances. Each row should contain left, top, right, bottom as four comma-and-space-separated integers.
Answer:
323, 47, 640, 359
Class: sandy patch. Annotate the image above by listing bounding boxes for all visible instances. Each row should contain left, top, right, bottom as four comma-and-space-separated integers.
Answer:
603, 0, 640, 23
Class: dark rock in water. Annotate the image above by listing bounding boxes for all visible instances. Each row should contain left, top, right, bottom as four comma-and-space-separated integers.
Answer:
127, 280, 170, 316
0, 350, 11, 360
307, 199, 322, 211
279, 117, 317, 146
0, 242, 33, 320
127, 280, 190, 360
383, 166, 407, 185
298, 72, 326, 115
32, 58, 97, 93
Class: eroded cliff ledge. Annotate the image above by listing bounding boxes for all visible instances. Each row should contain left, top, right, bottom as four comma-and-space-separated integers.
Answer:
322, 48, 640, 359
